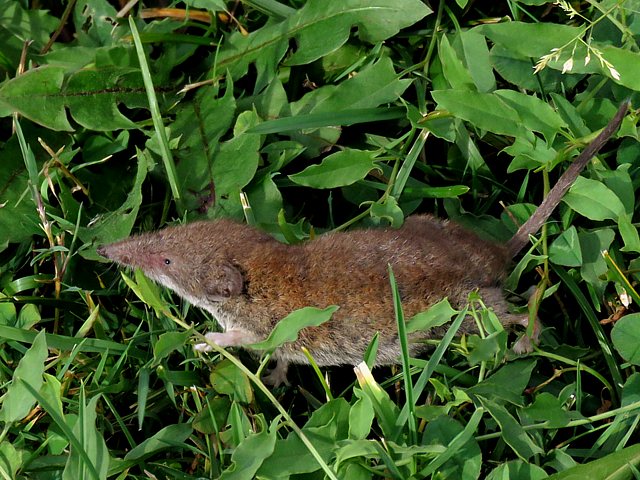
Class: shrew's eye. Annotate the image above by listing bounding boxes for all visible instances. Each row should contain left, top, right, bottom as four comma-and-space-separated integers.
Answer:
164, 259, 171, 265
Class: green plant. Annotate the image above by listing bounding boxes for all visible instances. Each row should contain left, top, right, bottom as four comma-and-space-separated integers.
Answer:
2, 0, 640, 478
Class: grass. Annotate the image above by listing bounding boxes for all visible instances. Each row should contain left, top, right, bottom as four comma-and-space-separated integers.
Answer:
1, 0, 640, 478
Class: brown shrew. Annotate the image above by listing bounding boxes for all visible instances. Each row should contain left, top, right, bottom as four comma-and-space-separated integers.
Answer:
97, 102, 628, 386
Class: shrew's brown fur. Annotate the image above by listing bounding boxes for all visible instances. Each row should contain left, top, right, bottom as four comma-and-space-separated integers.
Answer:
97, 102, 628, 385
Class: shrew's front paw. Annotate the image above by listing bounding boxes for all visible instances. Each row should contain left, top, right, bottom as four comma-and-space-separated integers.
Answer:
194, 329, 256, 351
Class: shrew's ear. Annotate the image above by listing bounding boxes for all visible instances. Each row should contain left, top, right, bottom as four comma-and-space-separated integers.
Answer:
204, 263, 244, 299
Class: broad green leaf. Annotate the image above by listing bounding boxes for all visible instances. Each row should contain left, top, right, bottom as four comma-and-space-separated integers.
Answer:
63, 393, 110, 480
216, 0, 431, 77
156, 368, 199, 387
1, 3, 59, 52
220, 417, 277, 480
601, 45, 640, 89
0, 138, 41, 250
477, 397, 543, 460
460, 30, 496, 92
0, 65, 148, 131
80, 148, 152, 260
192, 397, 232, 434
0, 303, 16, 326
153, 331, 191, 363
286, 0, 431, 65
467, 332, 505, 365
73, 0, 123, 47
348, 388, 375, 440
289, 149, 379, 188
549, 226, 582, 267
0, 441, 22, 479
406, 298, 458, 333
416, 388, 471, 422
293, 57, 412, 115
249, 107, 405, 134
619, 216, 640, 253
438, 34, 475, 90
129, 269, 166, 312
602, 164, 635, 216
611, 313, 640, 365
549, 93, 589, 136
124, 424, 193, 461
563, 176, 626, 221
334, 439, 385, 467
495, 90, 567, 142
257, 399, 350, 477
478, 21, 581, 58
544, 450, 579, 474
249, 306, 339, 351
0, 330, 47, 423
505, 132, 558, 172
521, 392, 584, 428
209, 110, 261, 207
64, 68, 146, 129
0, 67, 69, 130
420, 115, 456, 141
173, 81, 237, 213
210, 359, 253, 404
245, 175, 284, 225
486, 460, 548, 480
431, 90, 524, 137
546, 443, 640, 480
335, 439, 444, 469
337, 462, 372, 480
254, 75, 290, 122
187, 0, 227, 11
466, 359, 536, 406
489, 43, 578, 92
15, 302, 41, 329
420, 415, 482, 479
370, 196, 404, 227
286, 57, 411, 156
403, 185, 470, 199
354, 363, 401, 441
578, 229, 615, 286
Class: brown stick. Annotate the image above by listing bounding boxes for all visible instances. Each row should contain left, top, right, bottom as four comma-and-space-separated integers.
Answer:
506, 100, 629, 257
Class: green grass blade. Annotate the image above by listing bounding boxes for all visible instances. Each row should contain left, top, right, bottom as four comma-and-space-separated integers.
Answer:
388, 265, 417, 444
137, 367, 150, 430
248, 107, 406, 134
397, 307, 468, 425
420, 407, 484, 477
391, 129, 429, 199
197, 342, 340, 480
552, 266, 623, 400
242, 0, 296, 18
0, 325, 146, 359
602, 250, 640, 305
301, 347, 334, 401
128, 16, 181, 205
12, 117, 40, 207
21, 381, 102, 480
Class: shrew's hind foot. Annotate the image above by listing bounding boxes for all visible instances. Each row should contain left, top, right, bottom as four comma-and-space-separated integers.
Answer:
261, 358, 290, 387
507, 313, 542, 354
